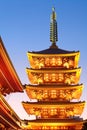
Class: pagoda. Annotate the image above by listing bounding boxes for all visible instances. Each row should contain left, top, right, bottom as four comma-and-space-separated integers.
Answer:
22, 8, 85, 130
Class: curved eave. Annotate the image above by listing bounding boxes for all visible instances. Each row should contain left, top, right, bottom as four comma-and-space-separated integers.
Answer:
22, 101, 85, 108
28, 49, 80, 56
0, 94, 22, 126
26, 67, 81, 73
0, 37, 23, 94
25, 119, 83, 126
25, 84, 83, 90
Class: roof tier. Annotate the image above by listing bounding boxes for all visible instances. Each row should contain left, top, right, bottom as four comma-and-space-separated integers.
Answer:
25, 84, 83, 101
23, 119, 83, 130
28, 47, 79, 54
26, 67, 81, 85
22, 101, 85, 119
27, 49, 80, 69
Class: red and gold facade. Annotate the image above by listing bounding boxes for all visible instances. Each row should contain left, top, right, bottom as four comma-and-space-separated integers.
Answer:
22, 8, 85, 130
0, 7, 86, 130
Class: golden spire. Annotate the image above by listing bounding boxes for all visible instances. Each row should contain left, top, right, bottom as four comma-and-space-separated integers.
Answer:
50, 7, 58, 48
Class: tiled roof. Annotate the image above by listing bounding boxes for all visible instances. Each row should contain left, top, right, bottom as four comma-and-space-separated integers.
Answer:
29, 47, 77, 54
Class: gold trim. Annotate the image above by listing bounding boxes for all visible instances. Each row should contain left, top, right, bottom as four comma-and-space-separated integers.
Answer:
25, 84, 83, 90
22, 101, 85, 108
26, 67, 81, 73
27, 120, 83, 126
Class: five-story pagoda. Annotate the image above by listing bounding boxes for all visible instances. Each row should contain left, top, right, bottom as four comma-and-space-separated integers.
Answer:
22, 8, 85, 130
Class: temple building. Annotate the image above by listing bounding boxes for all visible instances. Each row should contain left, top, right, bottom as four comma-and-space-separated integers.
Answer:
22, 8, 85, 130
0, 8, 86, 130
0, 37, 23, 130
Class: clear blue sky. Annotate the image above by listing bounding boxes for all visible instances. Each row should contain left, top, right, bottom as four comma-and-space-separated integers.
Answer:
1, 0, 87, 119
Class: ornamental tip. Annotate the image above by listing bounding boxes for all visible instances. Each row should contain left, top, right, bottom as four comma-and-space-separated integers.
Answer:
51, 7, 56, 20
52, 7, 55, 12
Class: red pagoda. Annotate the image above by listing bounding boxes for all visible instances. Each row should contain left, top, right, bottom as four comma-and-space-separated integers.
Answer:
22, 8, 85, 130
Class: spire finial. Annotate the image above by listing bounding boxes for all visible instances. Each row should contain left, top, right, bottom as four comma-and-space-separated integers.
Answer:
50, 7, 58, 48
52, 7, 55, 11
